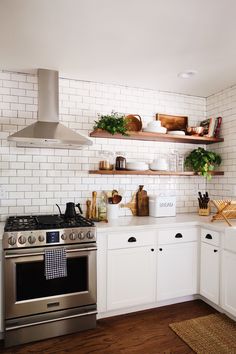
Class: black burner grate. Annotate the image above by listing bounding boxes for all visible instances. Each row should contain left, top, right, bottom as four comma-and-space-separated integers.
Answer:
4, 214, 94, 232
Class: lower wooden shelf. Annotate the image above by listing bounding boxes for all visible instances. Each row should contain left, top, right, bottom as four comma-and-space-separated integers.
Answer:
89, 170, 224, 176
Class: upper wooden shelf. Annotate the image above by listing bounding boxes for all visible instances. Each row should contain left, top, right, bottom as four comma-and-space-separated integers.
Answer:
90, 130, 224, 145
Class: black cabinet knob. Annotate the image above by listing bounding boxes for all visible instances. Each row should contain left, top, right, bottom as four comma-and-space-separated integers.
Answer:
214, 249, 218, 253
151, 248, 154, 252
159, 248, 163, 251
205, 234, 212, 239
128, 237, 136, 242
175, 233, 183, 238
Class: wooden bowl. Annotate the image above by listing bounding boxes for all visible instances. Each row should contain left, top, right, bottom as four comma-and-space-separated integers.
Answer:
187, 126, 205, 136
124, 114, 142, 131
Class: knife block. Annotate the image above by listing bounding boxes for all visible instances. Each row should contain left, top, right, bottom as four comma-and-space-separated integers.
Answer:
198, 204, 211, 216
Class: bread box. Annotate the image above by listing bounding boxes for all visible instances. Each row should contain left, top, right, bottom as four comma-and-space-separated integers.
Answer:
149, 195, 176, 217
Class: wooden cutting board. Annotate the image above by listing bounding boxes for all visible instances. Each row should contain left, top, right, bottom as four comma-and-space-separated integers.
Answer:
136, 185, 149, 216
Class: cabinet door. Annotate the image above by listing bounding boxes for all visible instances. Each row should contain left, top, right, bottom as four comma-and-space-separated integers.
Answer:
200, 242, 219, 304
222, 250, 236, 316
157, 242, 197, 301
107, 246, 156, 310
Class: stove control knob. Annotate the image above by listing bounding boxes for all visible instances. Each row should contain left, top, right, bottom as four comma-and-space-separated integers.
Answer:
61, 233, 67, 241
8, 236, 17, 246
87, 231, 94, 239
28, 235, 36, 244
18, 235, 26, 244
38, 235, 45, 242
69, 232, 76, 241
78, 232, 85, 240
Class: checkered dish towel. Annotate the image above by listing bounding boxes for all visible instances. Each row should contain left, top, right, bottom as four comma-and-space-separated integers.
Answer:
44, 247, 67, 280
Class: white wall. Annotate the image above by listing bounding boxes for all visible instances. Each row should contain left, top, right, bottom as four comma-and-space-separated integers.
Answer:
0, 70, 207, 221
206, 85, 236, 199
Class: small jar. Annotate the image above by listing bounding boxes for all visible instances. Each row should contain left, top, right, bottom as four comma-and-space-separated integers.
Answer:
115, 156, 126, 170
98, 150, 114, 170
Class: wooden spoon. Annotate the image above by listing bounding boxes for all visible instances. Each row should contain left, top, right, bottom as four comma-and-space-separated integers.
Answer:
91, 191, 97, 219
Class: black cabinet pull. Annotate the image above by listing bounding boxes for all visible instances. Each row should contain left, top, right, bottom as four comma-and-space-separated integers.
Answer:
151, 248, 154, 252
128, 237, 136, 243
214, 249, 218, 253
205, 234, 212, 239
175, 233, 183, 238
159, 248, 163, 251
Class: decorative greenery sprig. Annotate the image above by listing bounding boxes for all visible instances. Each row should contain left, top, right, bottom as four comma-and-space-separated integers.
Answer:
94, 111, 128, 136
185, 147, 222, 180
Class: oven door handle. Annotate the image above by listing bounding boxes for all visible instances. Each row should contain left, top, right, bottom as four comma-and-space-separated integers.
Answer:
5, 247, 97, 258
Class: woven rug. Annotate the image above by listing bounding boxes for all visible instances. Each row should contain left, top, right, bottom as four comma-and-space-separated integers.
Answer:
169, 313, 236, 354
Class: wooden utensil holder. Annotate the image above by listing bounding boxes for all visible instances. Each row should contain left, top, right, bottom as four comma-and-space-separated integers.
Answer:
199, 204, 211, 216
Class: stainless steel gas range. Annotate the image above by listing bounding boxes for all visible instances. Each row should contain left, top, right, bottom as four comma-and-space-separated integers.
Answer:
3, 214, 97, 347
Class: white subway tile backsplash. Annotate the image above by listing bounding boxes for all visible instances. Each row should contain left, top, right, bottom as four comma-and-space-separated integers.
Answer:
0, 69, 212, 220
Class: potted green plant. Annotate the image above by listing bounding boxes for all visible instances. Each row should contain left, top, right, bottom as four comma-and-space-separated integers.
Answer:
93, 111, 128, 136
184, 147, 222, 180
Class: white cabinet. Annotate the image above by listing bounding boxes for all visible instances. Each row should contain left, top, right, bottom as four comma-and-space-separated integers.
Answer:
157, 228, 198, 301
221, 230, 236, 316
106, 230, 156, 311
200, 229, 220, 305
222, 250, 236, 316
200, 242, 219, 304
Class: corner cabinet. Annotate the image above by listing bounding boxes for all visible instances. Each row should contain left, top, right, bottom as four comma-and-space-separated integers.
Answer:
221, 231, 236, 317
200, 229, 220, 305
156, 228, 198, 301
106, 230, 156, 311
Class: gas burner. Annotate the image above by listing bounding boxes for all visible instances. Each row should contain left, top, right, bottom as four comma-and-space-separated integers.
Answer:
4, 214, 94, 232
3, 214, 96, 249
5, 216, 38, 232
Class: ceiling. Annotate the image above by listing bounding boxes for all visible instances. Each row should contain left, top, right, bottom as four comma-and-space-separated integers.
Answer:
1, 0, 236, 97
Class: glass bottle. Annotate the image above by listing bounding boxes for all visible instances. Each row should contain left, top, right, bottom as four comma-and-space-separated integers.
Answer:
169, 150, 178, 172
98, 192, 107, 221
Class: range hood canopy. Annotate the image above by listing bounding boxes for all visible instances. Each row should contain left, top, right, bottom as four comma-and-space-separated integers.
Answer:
8, 69, 93, 149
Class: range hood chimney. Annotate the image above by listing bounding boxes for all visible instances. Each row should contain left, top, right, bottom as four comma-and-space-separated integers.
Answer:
8, 69, 93, 149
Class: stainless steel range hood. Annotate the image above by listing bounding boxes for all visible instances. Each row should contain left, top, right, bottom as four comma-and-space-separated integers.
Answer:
8, 69, 93, 149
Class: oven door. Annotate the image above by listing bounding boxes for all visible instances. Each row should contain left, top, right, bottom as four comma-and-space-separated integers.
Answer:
4, 244, 97, 319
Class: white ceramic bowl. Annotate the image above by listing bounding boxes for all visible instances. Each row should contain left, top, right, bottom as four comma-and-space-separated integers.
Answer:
150, 158, 168, 171
126, 162, 149, 171
168, 130, 185, 136
143, 126, 167, 134
147, 120, 161, 128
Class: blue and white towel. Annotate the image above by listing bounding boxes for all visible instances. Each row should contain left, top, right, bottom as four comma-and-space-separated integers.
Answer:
44, 248, 67, 280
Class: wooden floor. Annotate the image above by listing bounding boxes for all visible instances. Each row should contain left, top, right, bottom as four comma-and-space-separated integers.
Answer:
0, 300, 217, 354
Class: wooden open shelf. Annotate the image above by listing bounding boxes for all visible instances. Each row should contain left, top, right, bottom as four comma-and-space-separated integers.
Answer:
90, 130, 224, 145
89, 170, 224, 177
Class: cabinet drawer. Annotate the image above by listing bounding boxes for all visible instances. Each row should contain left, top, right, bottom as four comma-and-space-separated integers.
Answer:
224, 229, 236, 252
158, 228, 197, 245
201, 228, 220, 246
107, 230, 156, 250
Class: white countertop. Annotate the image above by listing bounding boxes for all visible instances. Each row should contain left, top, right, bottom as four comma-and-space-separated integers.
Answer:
0, 214, 235, 241
96, 213, 236, 233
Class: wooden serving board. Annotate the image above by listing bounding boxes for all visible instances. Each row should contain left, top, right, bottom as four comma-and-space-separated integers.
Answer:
136, 185, 149, 216
156, 113, 188, 131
